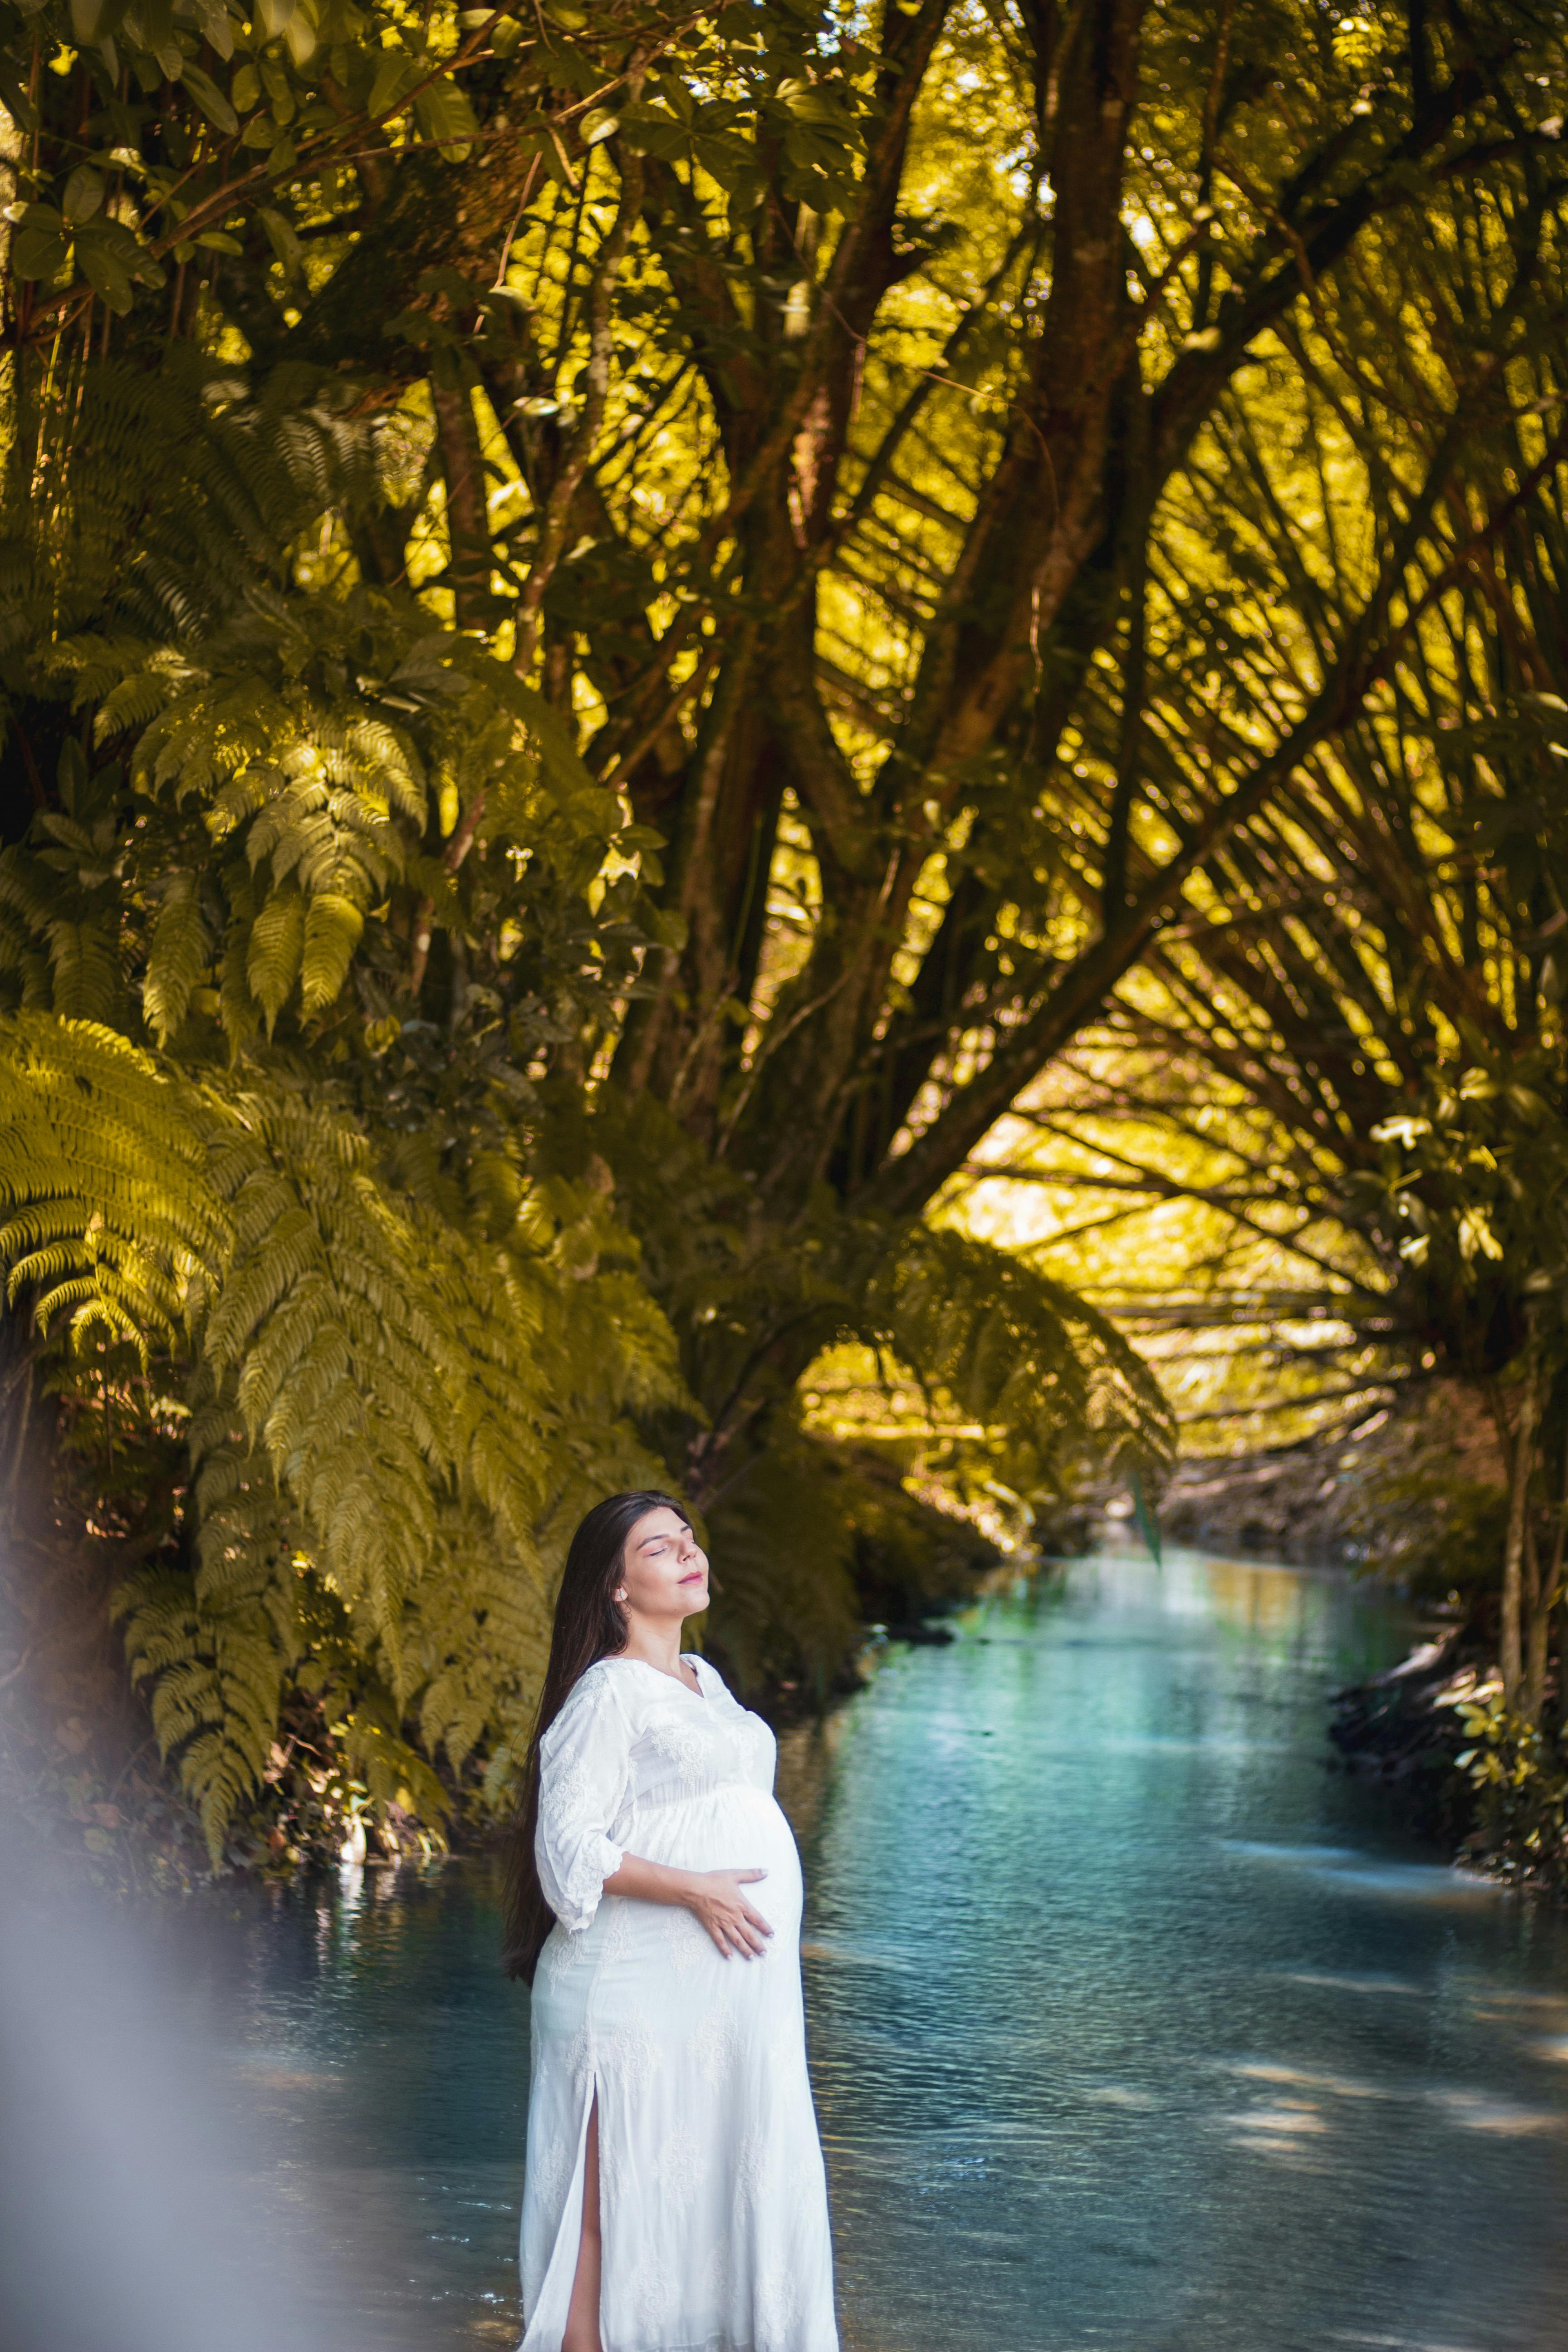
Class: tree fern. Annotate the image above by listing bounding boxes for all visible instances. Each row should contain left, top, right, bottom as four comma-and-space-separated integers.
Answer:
877, 1225, 1177, 1503
116, 1461, 300, 1860
0, 1014, 219, 1354
0, 1007, 688, 1858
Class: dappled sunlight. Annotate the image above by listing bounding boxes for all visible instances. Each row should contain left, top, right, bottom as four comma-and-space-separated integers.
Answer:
1234, 2061, 1395, 2102
1220, 2099, 1335, 2170
1278, 1972, 1430, 2000
1428, 2092, 1563, 2138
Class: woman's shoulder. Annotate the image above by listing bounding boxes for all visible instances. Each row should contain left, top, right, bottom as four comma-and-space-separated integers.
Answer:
541, 1657, 632, 1746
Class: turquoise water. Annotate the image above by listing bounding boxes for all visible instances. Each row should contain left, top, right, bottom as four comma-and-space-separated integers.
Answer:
185, 1552, 1568, 2349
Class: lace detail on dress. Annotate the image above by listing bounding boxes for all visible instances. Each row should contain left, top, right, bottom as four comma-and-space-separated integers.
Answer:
595, 2021, 661, 2091
660, 1901, 710, 1980
652, 2120, 706, 2211
598, 1895, 636, 1965
644, 1714, 710, 1783
597, 2108, 630, 2219
756, 2256, 807, 2349
734, 2124, 772, 2202
537, 1921, 594, 1989
632, 2249, 682, 2341
696, 2230, 735, 2313
529, 2122, 574, 2226
691, 2007, 743, 2090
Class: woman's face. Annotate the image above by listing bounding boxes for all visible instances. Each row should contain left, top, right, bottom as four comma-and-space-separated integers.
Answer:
618, 1506, 709, 1624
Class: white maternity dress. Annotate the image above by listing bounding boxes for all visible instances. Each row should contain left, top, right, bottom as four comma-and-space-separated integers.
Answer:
519, 1653, 839, 2352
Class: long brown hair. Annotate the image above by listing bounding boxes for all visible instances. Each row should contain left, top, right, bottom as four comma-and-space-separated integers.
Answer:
500, 1490, 692, 1981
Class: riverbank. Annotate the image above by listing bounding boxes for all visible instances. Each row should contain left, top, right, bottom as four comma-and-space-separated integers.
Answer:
0, 1443, 1005, 1893
1078, 1383, 1568, 1901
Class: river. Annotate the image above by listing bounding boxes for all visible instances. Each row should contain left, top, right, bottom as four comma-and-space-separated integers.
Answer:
182, 1550, 1568, 2350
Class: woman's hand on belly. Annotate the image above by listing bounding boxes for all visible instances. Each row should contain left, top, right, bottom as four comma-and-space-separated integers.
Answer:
600, 1853, 775, 1957
681, 1868, 775, 1959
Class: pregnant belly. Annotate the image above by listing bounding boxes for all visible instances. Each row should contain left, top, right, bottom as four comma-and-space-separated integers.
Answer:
628, 1784, 803, 1934
533, 1787, 806, 2044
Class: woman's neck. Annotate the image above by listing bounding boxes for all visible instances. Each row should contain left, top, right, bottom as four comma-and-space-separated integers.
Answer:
617, 1618, 687, 1676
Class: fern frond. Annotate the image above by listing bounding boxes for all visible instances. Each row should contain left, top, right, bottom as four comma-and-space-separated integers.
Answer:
245, 882, 305, 1032
143, 869, 210, 1045
300, 891, 364, 1014
45, 916, 122, 1021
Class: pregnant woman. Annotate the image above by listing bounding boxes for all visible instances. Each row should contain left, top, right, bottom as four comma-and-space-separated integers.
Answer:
502, 1490, 839, 2352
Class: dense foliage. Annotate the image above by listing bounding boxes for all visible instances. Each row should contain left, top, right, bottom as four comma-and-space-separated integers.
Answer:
965, 199, 1568, 1728
5, 0, 1568, 1868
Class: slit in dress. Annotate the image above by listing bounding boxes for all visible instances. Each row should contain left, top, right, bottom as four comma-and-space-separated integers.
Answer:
522, 2078, 602, 2352
563, 2092, 602, 2352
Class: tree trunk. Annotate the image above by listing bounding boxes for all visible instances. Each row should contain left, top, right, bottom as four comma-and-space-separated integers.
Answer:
1500, 1354, 1541, 1706
1524, 1521, 1553, 1725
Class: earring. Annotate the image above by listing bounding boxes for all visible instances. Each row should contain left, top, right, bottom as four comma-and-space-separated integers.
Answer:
615, 1588, 627, 1603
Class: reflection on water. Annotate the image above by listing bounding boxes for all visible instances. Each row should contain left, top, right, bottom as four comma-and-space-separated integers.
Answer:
167, 1551, 1568, 2349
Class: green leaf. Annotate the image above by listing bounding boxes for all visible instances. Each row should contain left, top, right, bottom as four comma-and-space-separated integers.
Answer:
368, 53, 423, 117
412, 76, 478, 163
1130, 1468, 1163, 1565
63, 167, 106, 224
258, 206, 304, 280
77, 214, 162, 291
0, 65, 39, 137
580, 107, 619, 145
182, 63, 240, 138
77, 235, 136, 313
12, 221, 72, 282
67, 0, 129, 46
128, 0, 181, 77
193, 0, 235, 59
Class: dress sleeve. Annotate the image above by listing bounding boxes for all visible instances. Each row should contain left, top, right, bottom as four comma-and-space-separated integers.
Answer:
534, 1667, 635, 1934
